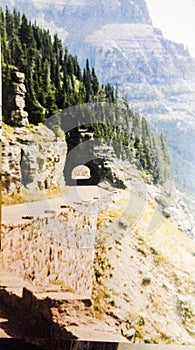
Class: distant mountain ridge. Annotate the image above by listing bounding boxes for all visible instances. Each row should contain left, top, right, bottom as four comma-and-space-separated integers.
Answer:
3, 0, 152, 25
3, 0, 194, 84
74, 23, 193, 84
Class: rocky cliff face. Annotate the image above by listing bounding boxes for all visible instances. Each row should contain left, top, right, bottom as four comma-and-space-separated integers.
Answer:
2, 124, 67, 194
2, 69, 67, 194
76, 24, 193, 85
4, 0, 152, 31
3, 70, 29, 127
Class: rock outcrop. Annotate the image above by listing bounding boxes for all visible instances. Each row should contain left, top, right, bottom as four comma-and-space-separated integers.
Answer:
2, 124, 67, 194
10, 71, 29, 127
2, 68, 68, 194
3, 69, 29, 127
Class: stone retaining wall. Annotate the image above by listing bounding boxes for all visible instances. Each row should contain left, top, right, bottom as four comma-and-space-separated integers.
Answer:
1, 208, 97, 296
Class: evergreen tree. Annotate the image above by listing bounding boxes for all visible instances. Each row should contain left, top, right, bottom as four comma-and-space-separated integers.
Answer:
91, 67, 99, 96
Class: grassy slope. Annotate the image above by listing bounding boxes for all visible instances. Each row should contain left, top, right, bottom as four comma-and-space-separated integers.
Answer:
95, 189, 195, 344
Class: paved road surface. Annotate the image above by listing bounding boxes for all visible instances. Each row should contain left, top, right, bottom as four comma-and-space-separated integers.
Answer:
2, 186, 114, 225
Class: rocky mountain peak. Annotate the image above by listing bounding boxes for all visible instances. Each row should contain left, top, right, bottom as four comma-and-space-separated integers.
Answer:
2, 0, 152, 32
85, 0, 152, 25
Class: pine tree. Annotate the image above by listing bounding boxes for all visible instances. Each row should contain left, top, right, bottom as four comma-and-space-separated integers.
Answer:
91, 67, 99, 95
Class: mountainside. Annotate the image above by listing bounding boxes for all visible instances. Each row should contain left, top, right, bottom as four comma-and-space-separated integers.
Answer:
1, 7, 173, 196
2, 0, 152, 29
2, 0, 195, 201
3, 0, 194, 83
94, 189, 195, 344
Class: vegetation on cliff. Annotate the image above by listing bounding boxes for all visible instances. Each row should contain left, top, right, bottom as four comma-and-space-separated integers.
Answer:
1, 6, 171, 184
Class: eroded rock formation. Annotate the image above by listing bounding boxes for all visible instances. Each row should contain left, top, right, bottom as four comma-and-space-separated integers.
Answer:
2, 124, 67, 194
10, 71, 29, 126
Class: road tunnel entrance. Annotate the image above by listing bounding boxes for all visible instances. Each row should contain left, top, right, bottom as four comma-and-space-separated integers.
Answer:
71, 165, 91, 181
64, 158, 103, 186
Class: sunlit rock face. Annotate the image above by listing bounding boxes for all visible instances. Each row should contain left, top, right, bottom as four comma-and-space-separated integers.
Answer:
72, 23, 193, 85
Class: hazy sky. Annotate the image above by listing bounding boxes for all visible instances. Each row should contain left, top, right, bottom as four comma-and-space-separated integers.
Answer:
146, 0, 195, 57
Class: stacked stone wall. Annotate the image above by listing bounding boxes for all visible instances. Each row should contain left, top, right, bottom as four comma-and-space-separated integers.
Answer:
1, 208, 97, 296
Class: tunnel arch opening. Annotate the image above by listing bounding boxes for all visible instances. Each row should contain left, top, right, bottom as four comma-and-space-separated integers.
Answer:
71, 165, 91, 181
64, 158, 105, 186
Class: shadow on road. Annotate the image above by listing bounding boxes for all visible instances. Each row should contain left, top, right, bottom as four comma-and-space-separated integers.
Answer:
0, 286, 77, 349
0, 339, 44, 350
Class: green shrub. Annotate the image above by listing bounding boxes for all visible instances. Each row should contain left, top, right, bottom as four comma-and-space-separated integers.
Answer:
155, 195, 169, 208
